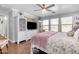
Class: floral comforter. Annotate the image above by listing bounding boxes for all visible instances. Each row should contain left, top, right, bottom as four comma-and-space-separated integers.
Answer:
46, 32, 79, 54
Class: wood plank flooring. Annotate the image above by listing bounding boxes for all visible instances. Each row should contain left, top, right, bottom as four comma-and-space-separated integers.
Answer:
1, 40, 31, 54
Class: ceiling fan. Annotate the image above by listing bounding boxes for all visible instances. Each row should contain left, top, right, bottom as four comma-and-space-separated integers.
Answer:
34, 4, 55, 14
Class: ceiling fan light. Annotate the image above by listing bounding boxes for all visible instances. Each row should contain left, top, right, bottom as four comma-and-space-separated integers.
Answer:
42, 9, 47, 14
42, 9, 46, 12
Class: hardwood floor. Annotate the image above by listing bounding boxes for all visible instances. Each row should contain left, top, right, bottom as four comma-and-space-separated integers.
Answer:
1, 40, 31, 54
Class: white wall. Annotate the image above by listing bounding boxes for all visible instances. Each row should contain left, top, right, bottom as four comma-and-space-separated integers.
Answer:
0, 19, 5, 35
0, 16, 8, 37
0, 6, 10, 39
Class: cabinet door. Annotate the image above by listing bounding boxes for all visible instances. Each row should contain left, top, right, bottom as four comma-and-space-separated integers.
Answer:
19, 18, 26, 31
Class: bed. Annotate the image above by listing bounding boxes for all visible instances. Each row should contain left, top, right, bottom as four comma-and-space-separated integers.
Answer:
31, 31, 79, 54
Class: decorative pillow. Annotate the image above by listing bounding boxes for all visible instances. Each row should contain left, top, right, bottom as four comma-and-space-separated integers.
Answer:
74, 29, 79, 41
67, 30, 75, 37
67, 26, 79, 37
72, 26, 79, 31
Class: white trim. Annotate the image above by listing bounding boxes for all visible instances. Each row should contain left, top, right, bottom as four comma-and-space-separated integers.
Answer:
9, 39, 16, 43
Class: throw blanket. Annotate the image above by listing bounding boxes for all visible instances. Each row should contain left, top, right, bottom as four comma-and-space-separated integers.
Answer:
32, 31, 57, 49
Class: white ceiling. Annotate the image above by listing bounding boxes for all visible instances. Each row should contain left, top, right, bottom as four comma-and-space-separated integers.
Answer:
1, 4, 79, 18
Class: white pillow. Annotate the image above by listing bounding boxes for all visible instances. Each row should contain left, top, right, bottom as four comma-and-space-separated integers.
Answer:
74, 29, 79, 41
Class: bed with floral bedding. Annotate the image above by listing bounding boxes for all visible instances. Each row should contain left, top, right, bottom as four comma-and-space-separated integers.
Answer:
31, 31, 79, 54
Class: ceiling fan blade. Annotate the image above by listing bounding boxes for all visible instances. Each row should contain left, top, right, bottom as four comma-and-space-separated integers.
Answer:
36, 4, 44, 9
34, 9, 42, 11
47, 9, 55, 13
46, 4, 55, 9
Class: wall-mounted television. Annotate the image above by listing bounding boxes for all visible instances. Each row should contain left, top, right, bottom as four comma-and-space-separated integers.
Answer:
27, 22, 37, 30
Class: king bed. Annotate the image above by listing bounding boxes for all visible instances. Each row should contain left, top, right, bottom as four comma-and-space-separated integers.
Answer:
31, 30, 79, 54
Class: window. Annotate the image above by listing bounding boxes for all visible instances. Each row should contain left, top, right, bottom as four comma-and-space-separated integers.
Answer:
41, 16, 73, 32
42, 20, 49, 31
61, 17, 72, 32
50, 18, 58, 32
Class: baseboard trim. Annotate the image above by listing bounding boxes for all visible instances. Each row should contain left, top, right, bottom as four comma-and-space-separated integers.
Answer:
9, 39, 31, 44
9, 40, 16, 43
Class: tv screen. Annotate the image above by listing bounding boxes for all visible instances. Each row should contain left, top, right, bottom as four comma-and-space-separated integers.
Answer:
27, 22, 37, 30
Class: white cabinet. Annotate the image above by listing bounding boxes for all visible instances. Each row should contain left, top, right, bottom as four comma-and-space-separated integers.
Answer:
25, 30, 38, 40
17, 17, 38, 44
17, 30, 38, 44
9, 9, 38, 44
